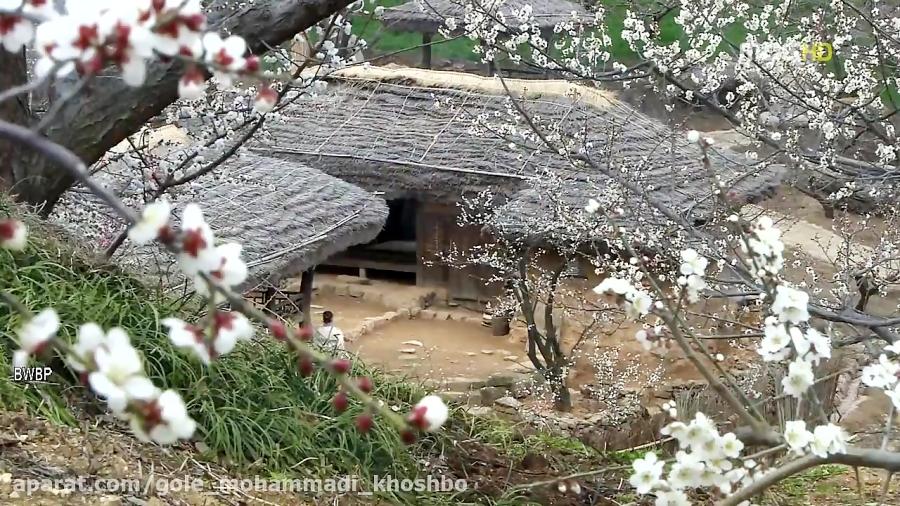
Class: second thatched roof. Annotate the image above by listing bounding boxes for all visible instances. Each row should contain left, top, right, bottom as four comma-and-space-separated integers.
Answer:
380, 0, 588, 33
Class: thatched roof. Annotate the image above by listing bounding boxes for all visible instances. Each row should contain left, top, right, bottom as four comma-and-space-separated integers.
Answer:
256, 68, 782, 249
379, 0, 587, 33
121, 154, 388, 289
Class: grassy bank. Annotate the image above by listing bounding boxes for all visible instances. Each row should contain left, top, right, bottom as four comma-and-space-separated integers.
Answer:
0, 204, 445, 501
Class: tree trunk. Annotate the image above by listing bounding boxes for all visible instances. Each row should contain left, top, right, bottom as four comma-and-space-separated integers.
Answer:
4, 0, 357, 213
548, 366, 572, 411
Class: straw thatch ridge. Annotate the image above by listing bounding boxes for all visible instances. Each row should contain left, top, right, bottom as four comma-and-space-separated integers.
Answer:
380, 0, 588, 33
258, 68, 781, 227
119, 154, 388, 290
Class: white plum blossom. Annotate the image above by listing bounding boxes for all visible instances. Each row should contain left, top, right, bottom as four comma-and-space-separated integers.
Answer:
667, 451, 705, 490
686, 130, 700, 143
629, 452, 663, 494
0, 219, 27, 250
771, 285, 810, 324
177, 204, 219, 276
593, 276, 633, 295
128, 199, 171, 245
163, 317, 210, 364
783, 420, 813, 453
719, 432, 744, 459
12, 308, 60, 369
680, 248, 708, 277
885, 342, 900, 355
584, 198, 601, 214
861, 354, 899, 389
409, 394, 449, 431
253, 85, 278, 114
178, 66, 207, 100
759, 319, 791, 361
809, 423, 847, 458
0, 8, 34, 52
655, 489, 691, 506
130, 389, 197, 445
193, 242, 248, 299
744, 216, 785, 276
88, 328, 154, 414
782, 358, 815, 398
66, 323, 107, 373
210, 311, 253, 356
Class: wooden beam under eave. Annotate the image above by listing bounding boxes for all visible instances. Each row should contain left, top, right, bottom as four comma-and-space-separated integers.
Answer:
422, 33, 432, 69
300, 268, 314, 326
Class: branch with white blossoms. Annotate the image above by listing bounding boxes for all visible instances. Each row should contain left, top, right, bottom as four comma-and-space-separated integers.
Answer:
0, 0, 282, 110
0, 117, 450, 446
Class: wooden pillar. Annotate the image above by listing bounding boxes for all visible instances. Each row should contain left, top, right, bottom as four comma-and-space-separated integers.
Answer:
299, 268, 314, 326
422, 33, 432, 69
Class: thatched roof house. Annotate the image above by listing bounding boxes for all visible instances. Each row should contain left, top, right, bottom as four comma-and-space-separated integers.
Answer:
253, 67, 781, 300
380, 0, 587, 33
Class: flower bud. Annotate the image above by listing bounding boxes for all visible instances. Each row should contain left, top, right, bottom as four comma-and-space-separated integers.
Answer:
333, 391, 349, 412
356, 413, 374, 433
356, 376, 373, 393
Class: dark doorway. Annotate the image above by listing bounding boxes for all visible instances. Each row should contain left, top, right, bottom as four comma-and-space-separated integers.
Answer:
321, 198, 419, 278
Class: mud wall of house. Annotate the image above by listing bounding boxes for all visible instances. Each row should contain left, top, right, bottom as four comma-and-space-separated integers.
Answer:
416, 201, 501, 302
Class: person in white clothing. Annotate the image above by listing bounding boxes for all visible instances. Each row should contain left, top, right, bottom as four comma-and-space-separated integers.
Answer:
314, 310, 346, 352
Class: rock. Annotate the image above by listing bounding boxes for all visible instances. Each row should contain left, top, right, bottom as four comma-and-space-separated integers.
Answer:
464, 406, 494, 417
494, 396, 521, 412
399, 354, 419, 361
408, 307, 422, 318
445, 377, 485, 391
419, 309, 437, 319
441, 391, 470, 403
399, 348, 418, 354
503, 355, 519, 362
382, 311, 400, 321
480, 386, 509, 406
480, 349, 494, 355
403, 340, 424, 347
486, 374, 517, 387
466, 352, 477, 356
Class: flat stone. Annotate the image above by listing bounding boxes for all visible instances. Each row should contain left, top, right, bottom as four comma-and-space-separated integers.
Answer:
399, 354, 419, 361
399, 348, 417, 354
403, 340, 424, 347
480, 349, 494, 355
503, 355, 519, 362
494, 396, 521, 411
466, 352, 478, 356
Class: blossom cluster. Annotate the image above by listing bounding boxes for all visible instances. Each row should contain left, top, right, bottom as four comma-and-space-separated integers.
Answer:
12, 308, 197, 445
861, 342, 900, 411
0, 0, 275, 110
632, 410, 748, 503
593, 276, 654, 320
